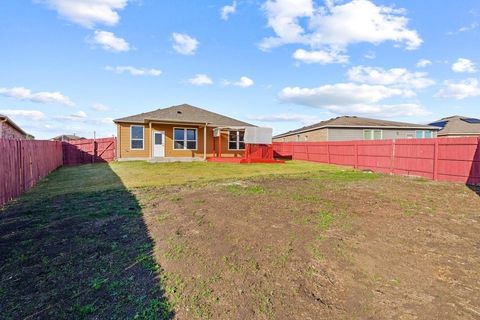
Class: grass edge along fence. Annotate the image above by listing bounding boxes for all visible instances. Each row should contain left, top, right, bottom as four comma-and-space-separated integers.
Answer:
273, 137, 480, 185
0, 139, 63, 206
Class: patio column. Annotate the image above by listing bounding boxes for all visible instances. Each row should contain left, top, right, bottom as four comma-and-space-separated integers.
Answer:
203, 124, 207, 160
149, 122, 152, 158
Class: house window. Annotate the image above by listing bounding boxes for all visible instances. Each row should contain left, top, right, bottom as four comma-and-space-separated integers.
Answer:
131, 125, 144, 150
174, 128, 197, 150
363, 129, 382, 140
228, 130, 245, 150
416, 130, 433, 138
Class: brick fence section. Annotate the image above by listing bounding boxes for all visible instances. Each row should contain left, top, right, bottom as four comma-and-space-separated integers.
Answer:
273, 137, 480, 185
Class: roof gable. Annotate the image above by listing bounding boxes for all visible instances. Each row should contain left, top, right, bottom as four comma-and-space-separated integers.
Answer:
430, 116, 480, 135
114, 104, 253, 127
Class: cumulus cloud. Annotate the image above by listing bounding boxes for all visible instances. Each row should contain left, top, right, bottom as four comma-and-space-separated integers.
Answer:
54, 110, 88, 121
293, 49, 348, 64
221, 1, 237, 20
279, 82, 428, 117
247, 113, 321, 125
0, 86, 74, 106
91, 30, 130, 52
0, 109, 46, 121
172, 32, 199, 55
416, 59, 432, 68
104, 65, 162, 76
233, 76, 254, 87
188, 74, 213, 86
451, 58, 477, 73
260, 0, 422, 63
91, 103, 110, 111
435, 78, 480, 99
37, 0, 129, 28
347, 66, 435, 90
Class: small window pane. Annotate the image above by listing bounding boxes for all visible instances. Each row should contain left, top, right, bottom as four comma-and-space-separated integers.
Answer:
131, 140, 143, 149
229, 142, 237, 149
186, 141, 196, 150
174, 129, 184, 140
416, 131, 423, 138
238, 131, 245, 142
131, 126, 143, 139
425, 131, 432, 138
174, 141, 184, 149
154, 134, 162, 144
229, 131, 237, 141
373, 130, 382, 140
239, 142, 245, 150
363, 130, 371, 140
186, 129, 196, 140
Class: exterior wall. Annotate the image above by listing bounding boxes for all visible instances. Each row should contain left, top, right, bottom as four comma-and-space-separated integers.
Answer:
117, 122, 245, 159
0, 121, 27, 140
328, 128, 437, 141
273, 128, 328, 142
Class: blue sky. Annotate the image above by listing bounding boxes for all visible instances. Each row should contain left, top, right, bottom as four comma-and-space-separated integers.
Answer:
1, 0, 479, 139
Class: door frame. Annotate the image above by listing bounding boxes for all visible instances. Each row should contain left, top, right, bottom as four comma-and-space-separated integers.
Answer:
152, 130, 165, 157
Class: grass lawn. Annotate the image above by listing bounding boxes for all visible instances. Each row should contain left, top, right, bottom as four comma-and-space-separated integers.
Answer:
1, 161, 479, 319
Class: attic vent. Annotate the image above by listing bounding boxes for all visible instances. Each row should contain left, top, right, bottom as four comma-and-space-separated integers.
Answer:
177, 111, 182, 115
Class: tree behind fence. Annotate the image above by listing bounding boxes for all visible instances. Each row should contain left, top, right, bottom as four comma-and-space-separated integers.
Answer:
0, 139, 63, 206
273, 137, 480, 185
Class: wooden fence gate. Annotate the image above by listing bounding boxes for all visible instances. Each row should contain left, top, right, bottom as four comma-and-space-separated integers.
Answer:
62, 137, 116, 165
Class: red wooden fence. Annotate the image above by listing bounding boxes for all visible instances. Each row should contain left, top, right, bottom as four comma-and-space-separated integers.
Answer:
63, 137, 116, 165
0, 139, 63, 206
273, 137, 480, 185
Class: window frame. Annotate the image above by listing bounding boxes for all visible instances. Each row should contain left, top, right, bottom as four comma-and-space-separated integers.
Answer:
173, 127, 198, 150
130, 125, 145, 150
228, 130, 245, 150
416, 130, 433, 139
363, 129, 383, 140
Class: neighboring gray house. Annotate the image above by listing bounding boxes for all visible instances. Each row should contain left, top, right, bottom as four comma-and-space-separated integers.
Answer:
429, 115, 480, 137
273, 116, 440, 142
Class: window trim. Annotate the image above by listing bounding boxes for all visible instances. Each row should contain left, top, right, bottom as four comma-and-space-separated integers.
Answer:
416, 130, 433, 139
228, 130, 245, 150
173, 127, 198, 150
130, 125, 144, 150
363, 129, 383, 140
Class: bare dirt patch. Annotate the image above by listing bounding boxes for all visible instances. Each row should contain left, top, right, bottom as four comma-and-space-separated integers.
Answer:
137, 174, 480, 319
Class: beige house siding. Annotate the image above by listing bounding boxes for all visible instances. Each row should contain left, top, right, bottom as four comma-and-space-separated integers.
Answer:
0, 121, 27, 140
117, 122, 245, 159
328, 128, 437, 141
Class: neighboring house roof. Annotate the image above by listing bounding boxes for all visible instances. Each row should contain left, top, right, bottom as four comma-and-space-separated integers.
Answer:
274, 116, 440, 139
0, 114, 28, 136
430, 115, 480, 136
113, 104, 253, 127
51, 134, 86, 141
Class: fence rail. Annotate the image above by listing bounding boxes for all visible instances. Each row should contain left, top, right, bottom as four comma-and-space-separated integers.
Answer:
273, 137, 480, 185
0, 139, 63, 206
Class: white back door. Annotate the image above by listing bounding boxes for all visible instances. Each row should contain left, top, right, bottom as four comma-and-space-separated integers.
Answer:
153, 131, 165, 157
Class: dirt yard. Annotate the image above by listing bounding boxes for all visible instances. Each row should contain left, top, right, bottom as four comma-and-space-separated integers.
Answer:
1, 161, 479, 319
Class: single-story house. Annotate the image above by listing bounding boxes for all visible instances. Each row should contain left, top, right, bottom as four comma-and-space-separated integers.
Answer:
273, 116, 440, 142
0, 114, 30, 140
50, 134, 86, 142
429, 115, 480, 137
113, 104, 254, 161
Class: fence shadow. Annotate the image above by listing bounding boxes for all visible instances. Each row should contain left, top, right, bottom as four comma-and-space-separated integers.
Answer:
0, 164, 173, 319
467, 140, 480, 196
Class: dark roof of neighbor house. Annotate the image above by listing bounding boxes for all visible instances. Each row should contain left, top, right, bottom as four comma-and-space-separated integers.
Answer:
274, 116, 440, 138
50, 134, 86, 141
0, 114, 28, 136
429, 115, 480, 136
113, 104, 253, 127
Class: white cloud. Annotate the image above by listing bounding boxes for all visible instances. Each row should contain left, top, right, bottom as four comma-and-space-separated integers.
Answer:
435, 78, 480, 100
416, 59, 431, 68
0, 109, 46, 121
0, 86, 74, 106
92, 30, 130, 52
447, 23, 478, 35
91, 103, 110, 112
172, 32, 199, 55
54, 110, 88, 121
104, 65, 162, 76
221, 1, 237, 20
247, 113, 321, 125
72, 110, 87, 118
37, 0, 129, 28
279, 82, 428, 117
233, 76, 254, 88
293, 49, 348, 64
347, 66, 435, 90
188, 74, 213, 86
451, 58, 477, 73
260, 0, 422, 59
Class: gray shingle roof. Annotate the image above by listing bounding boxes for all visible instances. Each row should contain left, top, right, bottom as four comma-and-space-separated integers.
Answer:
430, 115, 480, 136
274, 116, 440, 138
113, 104, 253, 127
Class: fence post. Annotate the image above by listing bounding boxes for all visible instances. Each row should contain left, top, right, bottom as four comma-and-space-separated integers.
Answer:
354, 141, 358, 169
390, 139, 396, 174
327, 143, 331, 164
433, 139, 439, 181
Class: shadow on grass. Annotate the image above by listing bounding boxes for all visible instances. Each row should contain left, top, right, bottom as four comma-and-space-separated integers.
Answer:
0, 164, 173, 319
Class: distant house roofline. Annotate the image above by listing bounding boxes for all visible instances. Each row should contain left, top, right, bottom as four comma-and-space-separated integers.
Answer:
0, 114, 28, 136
